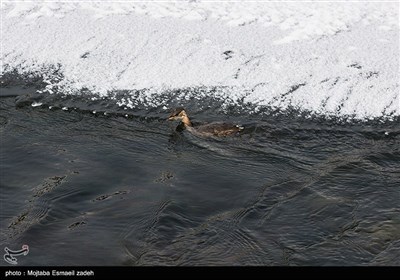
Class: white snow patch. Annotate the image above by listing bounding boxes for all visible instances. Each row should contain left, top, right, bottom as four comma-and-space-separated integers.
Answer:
31, 102, 43, 107
1, 1, 399, 119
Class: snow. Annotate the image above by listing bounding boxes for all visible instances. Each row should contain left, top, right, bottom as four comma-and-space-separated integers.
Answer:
31, 102, 43, 107
1, 0, 399, 119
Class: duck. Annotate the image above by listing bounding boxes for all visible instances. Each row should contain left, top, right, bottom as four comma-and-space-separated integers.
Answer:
167, 107, 244, 137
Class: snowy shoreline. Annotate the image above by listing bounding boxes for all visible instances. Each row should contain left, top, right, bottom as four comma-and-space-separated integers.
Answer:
2, 1, 399, 120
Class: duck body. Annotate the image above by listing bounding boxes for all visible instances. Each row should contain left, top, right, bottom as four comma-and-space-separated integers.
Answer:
168, 107, 244, 137
187, 122, 244, 137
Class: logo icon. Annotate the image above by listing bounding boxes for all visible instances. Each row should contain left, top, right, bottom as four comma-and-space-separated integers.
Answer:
4, 245, 29, 265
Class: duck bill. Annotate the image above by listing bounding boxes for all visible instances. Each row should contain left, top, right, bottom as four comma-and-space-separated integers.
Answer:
167, 116, 175, 121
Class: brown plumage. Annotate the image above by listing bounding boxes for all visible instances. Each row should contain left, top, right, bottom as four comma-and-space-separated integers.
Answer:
167, 107, 244, 137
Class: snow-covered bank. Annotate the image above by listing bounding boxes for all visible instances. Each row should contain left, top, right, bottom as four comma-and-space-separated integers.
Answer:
1, 1, 399, 119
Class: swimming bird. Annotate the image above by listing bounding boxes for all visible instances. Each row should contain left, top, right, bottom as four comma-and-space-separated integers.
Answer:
167, 107, 244, 137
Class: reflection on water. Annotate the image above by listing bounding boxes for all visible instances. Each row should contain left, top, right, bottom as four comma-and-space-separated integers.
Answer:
0, 87, 399, 266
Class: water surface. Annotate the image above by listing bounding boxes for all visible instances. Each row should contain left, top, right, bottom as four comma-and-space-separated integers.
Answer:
1, 81, 399, 266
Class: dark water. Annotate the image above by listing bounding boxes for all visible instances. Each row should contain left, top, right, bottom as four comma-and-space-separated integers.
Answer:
1, 80, 399, 266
